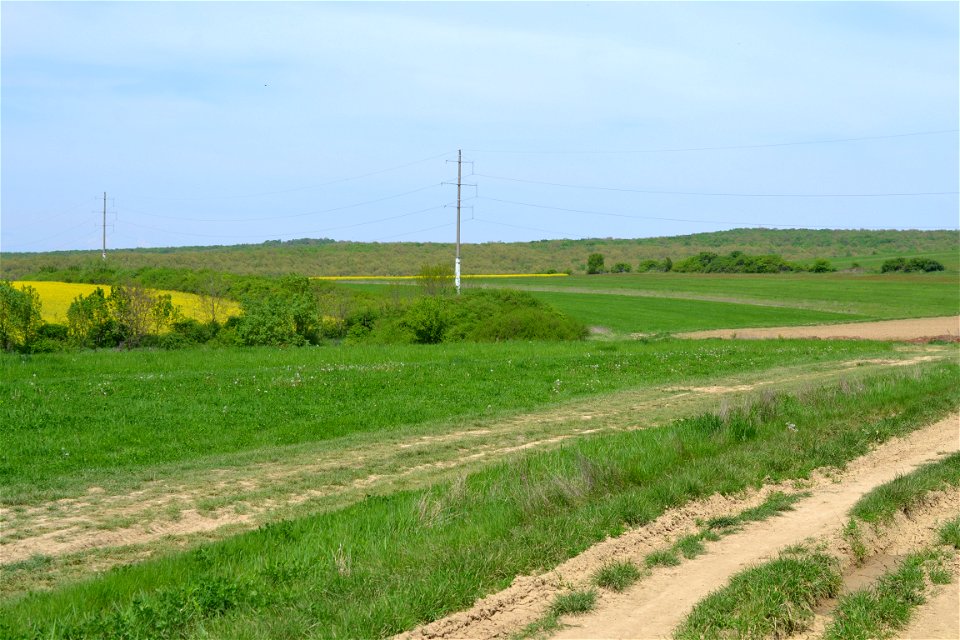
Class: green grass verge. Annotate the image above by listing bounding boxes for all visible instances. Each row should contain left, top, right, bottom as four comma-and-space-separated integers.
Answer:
823, 548, 953, 640
675, 545, 842, 640
1, 364, 956, 639
1, 338, 897, 502
850, 452, 960, 524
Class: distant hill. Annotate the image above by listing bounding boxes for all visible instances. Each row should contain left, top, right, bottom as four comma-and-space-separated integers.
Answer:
2, 228, 957, 280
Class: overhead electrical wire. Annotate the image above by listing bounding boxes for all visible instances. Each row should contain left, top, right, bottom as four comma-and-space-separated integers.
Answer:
466, 128, 959, 154
127, 150, 456, 201
473, 173, 959, 198
121, 203, 447, 241
470, 216, 577, 238
126, 183, 443, 222
374, 222, 455, 242
2, 220, 99, 250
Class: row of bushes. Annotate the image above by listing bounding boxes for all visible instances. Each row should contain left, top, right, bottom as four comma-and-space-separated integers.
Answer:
588, 251, 835, 274
880, 257, 945, 273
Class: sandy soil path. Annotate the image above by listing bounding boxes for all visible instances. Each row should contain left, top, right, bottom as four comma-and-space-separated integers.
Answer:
555, 415, 959, 640
400, 414, 960, 640
676, 315, 959, 341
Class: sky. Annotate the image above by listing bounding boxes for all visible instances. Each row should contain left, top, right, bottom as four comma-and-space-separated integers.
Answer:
1, 1, 958, 253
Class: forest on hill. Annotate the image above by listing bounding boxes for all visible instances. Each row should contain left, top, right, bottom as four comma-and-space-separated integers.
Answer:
2, 228, 957, 279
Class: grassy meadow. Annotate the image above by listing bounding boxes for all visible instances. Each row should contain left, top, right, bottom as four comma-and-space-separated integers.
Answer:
0, 338, 899, 503
476, 272, 959, 318
2, 362, 957, 638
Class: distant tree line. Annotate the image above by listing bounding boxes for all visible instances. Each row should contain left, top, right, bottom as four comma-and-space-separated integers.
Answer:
586, 250, 835, 274
3, 228, 955, 279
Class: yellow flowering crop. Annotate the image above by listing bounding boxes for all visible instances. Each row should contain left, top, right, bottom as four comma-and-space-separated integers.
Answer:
12, 281, 240, 324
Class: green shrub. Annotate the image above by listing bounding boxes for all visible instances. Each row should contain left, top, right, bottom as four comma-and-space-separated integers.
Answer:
0, 281, 44, 351
587, 253, 605, 274
881, 257, 946, 273
401, 296, 449, 344
236, 294, 306, 346
637, 259, 660, 272
171, 319, 219, 344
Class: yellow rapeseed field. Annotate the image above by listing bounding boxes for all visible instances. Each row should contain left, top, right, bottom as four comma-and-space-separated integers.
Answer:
12, 281, 241, 324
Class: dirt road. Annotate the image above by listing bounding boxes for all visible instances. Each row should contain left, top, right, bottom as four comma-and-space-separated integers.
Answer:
677, 315, 959, 341
401, 414, 960, 640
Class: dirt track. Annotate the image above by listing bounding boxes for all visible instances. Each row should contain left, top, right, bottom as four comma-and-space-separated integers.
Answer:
677, 315, 959, 341
400, 414, 960, 640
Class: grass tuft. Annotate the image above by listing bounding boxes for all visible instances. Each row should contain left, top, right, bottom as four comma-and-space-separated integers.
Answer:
550, 589, 597, 617
843, 519, 869, 566
512, 614, 563, 640
593, 561, 642, 592
938, 515, 960, 549
645, 549, 682, 568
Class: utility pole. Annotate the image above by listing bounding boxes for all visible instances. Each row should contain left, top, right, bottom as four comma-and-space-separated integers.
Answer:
455, 149, 462, 294
445, 149, 473, 294
102, 191, 107, 261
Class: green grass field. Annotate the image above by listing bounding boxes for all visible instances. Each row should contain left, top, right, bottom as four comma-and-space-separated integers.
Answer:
475, 272, 959, 319
1, 338, 899, 503
522, 290, 869, 333
2, 363, 956, 639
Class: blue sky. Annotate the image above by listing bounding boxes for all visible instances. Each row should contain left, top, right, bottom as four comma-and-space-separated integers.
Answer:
2, 1, 957, 253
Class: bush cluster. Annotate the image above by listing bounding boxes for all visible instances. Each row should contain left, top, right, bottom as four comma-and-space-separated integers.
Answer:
1, 274, 586, 352
345, 288, 587, 345
880, 257, 945, 273
671, 251, 835, 273
590, 251, 833, 274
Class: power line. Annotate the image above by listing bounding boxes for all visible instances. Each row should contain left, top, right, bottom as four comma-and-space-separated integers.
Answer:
127, 150, 456, 201
373, 222, 455, 242
466, 128, 959, 154
471, 216, 577, 238
473, 172, 959, 198
0, 220, 99, 251
121, 203, 447, 240
126, 183, 442, 222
